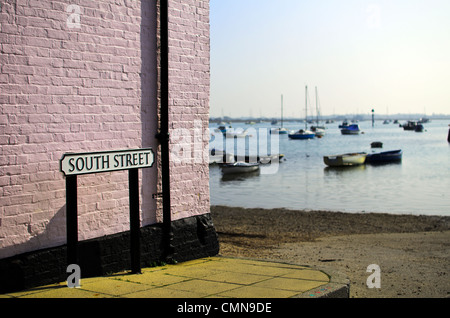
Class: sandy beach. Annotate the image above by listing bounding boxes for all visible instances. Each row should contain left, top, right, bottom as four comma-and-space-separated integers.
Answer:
210, 206, 450, 298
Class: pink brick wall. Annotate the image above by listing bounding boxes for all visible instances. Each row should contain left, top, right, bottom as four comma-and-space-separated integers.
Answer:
0, 0, 211, 259
167, 0, 210, 221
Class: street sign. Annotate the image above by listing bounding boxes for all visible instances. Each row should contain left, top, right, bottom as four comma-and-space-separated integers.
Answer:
60, 148, 154, 176
60, 148, 155, 274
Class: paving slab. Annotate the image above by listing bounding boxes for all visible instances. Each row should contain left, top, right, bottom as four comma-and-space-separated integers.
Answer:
0, 256, 349, 299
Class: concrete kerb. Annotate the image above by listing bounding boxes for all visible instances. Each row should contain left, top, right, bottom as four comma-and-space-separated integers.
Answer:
294, 267, 350, 298
258, 257, 350, 298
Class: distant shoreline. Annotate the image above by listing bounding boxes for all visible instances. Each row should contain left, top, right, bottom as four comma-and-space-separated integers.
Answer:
209, 116, 450, 124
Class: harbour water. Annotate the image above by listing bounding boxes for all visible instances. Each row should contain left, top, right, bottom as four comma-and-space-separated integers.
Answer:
209, 119, 450, 216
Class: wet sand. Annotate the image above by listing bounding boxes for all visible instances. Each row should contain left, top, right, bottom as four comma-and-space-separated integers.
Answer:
210, 205, 450, 298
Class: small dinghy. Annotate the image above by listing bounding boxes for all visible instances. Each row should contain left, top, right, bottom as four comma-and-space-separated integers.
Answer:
220, 162, 260, 175
366, 150, 402, 164
323, 152, 367, 167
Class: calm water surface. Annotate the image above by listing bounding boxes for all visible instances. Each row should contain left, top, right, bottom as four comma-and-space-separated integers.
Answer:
209, 120, 450, 216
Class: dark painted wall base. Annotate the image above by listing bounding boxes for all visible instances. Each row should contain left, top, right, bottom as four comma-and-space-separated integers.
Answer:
0, 213, 219, 293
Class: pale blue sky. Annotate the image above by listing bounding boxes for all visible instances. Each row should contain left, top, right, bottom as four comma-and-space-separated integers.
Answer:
210, 0, 450, 118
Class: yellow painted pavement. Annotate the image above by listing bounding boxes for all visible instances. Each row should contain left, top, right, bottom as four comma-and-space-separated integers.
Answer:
1, 257, 347, 298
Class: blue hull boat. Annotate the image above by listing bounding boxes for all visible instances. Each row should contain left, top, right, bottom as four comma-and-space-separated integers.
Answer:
366, 150, 402, 164
289, 86, 315, 140
415, 124, 424, 132
288, 130, 315, 139
340, 124, 360, 135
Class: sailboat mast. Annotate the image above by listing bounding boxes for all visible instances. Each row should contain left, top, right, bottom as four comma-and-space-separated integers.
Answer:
281, 94, 284, 128
305, 85, 308, 130
315, 86, 318, 125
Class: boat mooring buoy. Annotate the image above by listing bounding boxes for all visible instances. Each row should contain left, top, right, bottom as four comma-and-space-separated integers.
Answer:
371, 141, 383, 148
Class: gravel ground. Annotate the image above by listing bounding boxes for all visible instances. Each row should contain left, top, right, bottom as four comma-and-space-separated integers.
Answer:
210, 206, 450, 298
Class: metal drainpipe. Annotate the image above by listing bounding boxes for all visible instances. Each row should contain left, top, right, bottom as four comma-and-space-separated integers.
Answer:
157, 0, 174, 262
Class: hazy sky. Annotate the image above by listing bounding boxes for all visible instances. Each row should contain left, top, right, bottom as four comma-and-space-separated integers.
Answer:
210, 0, 450, 118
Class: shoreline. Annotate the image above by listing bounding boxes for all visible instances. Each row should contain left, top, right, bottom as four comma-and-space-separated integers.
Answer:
210, 205, 450, 298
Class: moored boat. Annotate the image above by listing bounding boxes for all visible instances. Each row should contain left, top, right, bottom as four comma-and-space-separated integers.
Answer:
448, 124, 450, 143
289, 85, 315, 140
340, 124, 360, 135
311, 126, 325, 138
270, 127, 289, 134
371, 141, 383, 148
402, 121, 417, 131
270, 95, 289, 134
338, 120, 349, 129
414, 124, 424, 132
311, 87, 325, 138
288, 129, 315, 139
221, 162, 260, 175
323, 152, 367, 167
366, 150, 403, 164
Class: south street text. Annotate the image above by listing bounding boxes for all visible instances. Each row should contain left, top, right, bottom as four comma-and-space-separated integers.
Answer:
66, 151, 152, 173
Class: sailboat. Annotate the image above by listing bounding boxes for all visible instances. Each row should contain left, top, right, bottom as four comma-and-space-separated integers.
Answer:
310, 86, 325, 138
270, 94, 288, 134
288, 86, 315, 140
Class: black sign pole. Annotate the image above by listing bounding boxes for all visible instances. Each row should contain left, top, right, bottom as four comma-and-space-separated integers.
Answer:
61, 149, 153, 275
66, 175, 78, 266
129, 168, 141, 274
